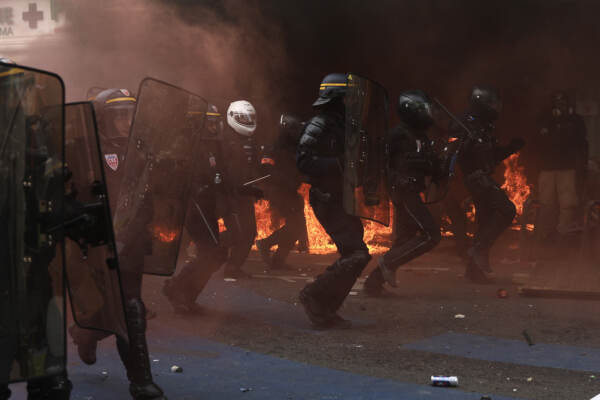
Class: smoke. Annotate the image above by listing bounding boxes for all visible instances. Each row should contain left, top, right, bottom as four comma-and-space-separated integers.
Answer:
17, 0, 288, 138
10, 0, 600, 151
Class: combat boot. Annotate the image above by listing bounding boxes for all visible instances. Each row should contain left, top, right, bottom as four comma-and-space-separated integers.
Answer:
299, 289, 351, 330
26, 373, 72, 400
118, 299, 167, 400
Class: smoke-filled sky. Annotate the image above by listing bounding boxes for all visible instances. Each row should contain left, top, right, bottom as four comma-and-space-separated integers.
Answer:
10, 0, 600, 158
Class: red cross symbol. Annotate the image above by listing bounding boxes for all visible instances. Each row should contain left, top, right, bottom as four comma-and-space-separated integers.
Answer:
22, 3, 43, 29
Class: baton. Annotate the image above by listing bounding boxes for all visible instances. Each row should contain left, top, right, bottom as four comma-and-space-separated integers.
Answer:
242, 174, 271, 186
193, 201, 219, 245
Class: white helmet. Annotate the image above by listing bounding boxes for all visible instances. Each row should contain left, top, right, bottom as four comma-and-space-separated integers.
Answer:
227, 100, 256, 136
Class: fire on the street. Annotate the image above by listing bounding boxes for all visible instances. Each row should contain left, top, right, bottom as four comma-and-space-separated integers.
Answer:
254, 184, 392, 254
252, 154, 533, 255
501, 152, 532, 217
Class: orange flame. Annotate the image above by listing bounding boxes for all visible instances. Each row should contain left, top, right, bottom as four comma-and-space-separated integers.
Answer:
152, 226, 177, 243
500, 153, 532, 217
252, 184, 392, 255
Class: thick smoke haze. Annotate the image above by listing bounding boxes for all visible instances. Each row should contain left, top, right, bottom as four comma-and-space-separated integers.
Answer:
9, 0, 600, 165
18, 0, 288, 133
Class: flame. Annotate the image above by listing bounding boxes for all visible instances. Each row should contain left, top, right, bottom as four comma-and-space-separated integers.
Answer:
251, 184, 392, 255
152, 226, 177, 243
465, 201, 476, 222
500, 153, 532, 217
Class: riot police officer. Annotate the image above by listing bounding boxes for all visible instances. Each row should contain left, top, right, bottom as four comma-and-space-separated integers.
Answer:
296, 73, 371, 329
68, 89, 167, 400
1, 59, 73, 400
219, 100, 263, 279
453, 86, 525, 282
256, 113, 308, 269
363, 91, 443, 296
162, 105, 229, 313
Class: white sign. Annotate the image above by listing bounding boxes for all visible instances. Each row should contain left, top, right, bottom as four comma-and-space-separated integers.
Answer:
0, 1, 59, 40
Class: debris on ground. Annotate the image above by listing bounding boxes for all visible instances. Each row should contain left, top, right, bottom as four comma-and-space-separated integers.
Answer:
240, 387, 253, 392
170, 365, 183, 373
522, 329, 535, 346
430, 375, 458, 387
454, 314, 466, 319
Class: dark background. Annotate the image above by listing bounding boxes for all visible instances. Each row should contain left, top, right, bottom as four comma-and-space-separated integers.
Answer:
29, 0, 600, 181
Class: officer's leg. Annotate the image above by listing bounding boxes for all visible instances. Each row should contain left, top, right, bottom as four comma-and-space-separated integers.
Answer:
363, 199, 417, 295
116, 247, 166, 400
299, 191, 370, 328
444, 193, 470, 257
467, 186, 516, 280
224, 198, 257, 278
163, 245, 227, 314
378, 193, 441, 286
271, 205, 305, 268
556, 169, 579, 234
0, 299, 16, 399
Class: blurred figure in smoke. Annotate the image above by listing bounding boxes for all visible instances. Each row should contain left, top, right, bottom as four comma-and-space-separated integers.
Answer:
218, 100, 264, 279
535, 91, 588, 239
363, 91, 443, 296
256, 113, 308, 269
162, 105, 230, 314
68, 89, 167, 400
452, 86, 525, 283
296, 73, 371, 329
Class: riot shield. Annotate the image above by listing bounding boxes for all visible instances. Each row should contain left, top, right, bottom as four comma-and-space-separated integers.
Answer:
64, 102, 128, 339
343, 74, 390, 226
112, 78, 208, 276
0, 62, 66, 382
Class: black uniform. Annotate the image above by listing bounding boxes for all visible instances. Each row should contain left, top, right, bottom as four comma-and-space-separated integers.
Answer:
297, 99, 371, 328
218, 127, 261, 278
454, 112, 522, 282
364, 117, 442, 294
256, 115, 308, 269
163, 135, 228, 313
67, 90, 166, 400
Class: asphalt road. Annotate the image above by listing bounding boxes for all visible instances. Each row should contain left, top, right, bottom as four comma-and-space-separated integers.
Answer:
10, 239, 600, 400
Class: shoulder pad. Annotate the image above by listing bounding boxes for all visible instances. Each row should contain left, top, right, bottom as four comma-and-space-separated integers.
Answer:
299, 115, 328, 146
305, 115, 328, 134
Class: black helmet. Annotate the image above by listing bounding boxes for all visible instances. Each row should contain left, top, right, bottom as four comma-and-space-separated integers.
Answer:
397, 90, 434, 130
551, 91, 572, 117
205, 104, 224, 137
312, 73, 349, 107
92, 88, 136, 147
469, 86, 502, 121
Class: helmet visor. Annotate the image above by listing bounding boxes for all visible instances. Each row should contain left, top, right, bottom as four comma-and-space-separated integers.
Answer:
233, 111, 256, 127
106, 104, 135, 139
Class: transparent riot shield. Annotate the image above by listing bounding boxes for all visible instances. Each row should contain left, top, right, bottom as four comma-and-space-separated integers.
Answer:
112, 78, 208, 276
0, 62, 66, 382
64, 102, 128, 339
343, 73, 390, 226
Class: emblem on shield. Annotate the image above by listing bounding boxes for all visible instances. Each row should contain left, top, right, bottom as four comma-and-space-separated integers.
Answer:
105, 154, 119, 171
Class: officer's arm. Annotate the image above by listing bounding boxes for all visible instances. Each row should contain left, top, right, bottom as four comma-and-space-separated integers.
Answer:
296, 121, 340, 177
494, 135, 526, 164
